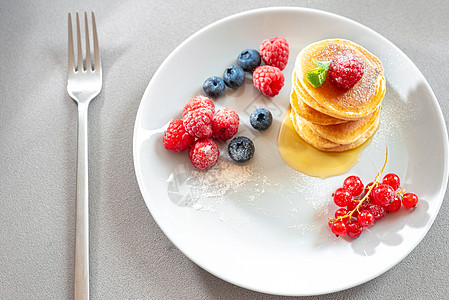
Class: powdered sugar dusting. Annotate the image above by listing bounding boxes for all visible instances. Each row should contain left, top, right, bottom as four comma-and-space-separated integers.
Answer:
166, 146, 340, 242
167, 159, 256, 209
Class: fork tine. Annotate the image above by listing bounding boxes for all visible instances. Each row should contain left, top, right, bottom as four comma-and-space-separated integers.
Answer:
84, 12, 92, 71
75, 12, 83, 72
68, 13, 75, 72
91, 12, 101, 71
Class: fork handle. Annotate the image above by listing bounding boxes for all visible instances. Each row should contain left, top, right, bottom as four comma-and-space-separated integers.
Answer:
74, 102, 89, 300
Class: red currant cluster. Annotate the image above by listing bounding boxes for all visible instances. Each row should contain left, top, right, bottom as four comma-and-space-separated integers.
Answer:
328, 151, 419, 238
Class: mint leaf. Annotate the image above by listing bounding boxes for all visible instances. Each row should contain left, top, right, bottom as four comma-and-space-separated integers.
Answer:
305, 59, 330, 88
306, 67, 329, 88
313, 59, 330, 70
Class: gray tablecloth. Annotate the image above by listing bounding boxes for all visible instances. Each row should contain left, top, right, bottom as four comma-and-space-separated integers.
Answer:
1, 0, 448, 299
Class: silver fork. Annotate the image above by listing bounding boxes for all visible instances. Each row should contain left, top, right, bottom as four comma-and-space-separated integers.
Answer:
67, 11, 102, 300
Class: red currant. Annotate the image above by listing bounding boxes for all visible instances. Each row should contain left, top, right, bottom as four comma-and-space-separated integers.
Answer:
333, 188, 352, 207
327, 166, 419, 241
363, 181, 377, 201
402, 192, 418, 208
386, 194, 402, 212
343, 175, 364, 197
369, 204, 387, 221
360, 198, 372, 210
382, 173, 401, 191
346, 199, 360, 217
372, 184, 395, 206
335, 208, 349, 223
346, 222, 363, 238
357, 210, 374, 227
331, 220, 347, 236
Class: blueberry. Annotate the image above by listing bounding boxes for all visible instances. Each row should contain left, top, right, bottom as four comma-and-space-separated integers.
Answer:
228, 136, 255, 163
250, 108, 273, 131
223, 65, 245, 89
203, 76, 226, 98
237, 49, 261, 72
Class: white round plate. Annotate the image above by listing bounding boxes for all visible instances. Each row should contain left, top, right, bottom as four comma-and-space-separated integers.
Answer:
133, 7, 448, 296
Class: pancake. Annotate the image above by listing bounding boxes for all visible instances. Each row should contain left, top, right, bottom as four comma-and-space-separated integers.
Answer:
287, 39, 385, 152
290, 87, 348, 125
294, 39, 385, 120
290, 111, 380, 152
304, 107, 380, 144
292, 71, 385, 121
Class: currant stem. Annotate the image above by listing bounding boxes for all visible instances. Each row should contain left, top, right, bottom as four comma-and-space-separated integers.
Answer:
329, 147, 389, 223
396, 186, 406, 196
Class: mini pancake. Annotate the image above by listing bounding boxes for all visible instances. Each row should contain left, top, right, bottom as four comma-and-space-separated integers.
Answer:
304, 107, 380, 144
295, 39, 385, 120
290, 111, 380, 152
292, 71, 385, 121
290, 87, 348, 125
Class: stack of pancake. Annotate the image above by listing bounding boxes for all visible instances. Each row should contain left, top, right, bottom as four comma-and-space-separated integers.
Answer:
290, 39, 385, 152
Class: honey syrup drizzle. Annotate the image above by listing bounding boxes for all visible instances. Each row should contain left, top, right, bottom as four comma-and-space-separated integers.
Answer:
277, 108, 371, 179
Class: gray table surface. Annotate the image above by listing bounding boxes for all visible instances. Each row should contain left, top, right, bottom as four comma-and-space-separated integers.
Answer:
1, 0, 448, 299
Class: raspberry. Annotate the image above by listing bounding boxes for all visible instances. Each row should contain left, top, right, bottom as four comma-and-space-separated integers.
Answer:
212, 108, 239, 142
182, 95, 215, 139
253, 65, 285, 97
183, 108, 213, 139
182, 95, 215, 117
163, 119, 195, 152
328, 53, 365, 89
188, 139, 219, 170
259, 37, 289, 71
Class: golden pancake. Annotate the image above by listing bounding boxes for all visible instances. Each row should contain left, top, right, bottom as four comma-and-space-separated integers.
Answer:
304, 107, 380, 144
290, 111, 380, 152
295, 39, 385, 120
290, 87, 348, 125
292, 71, 385, 121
